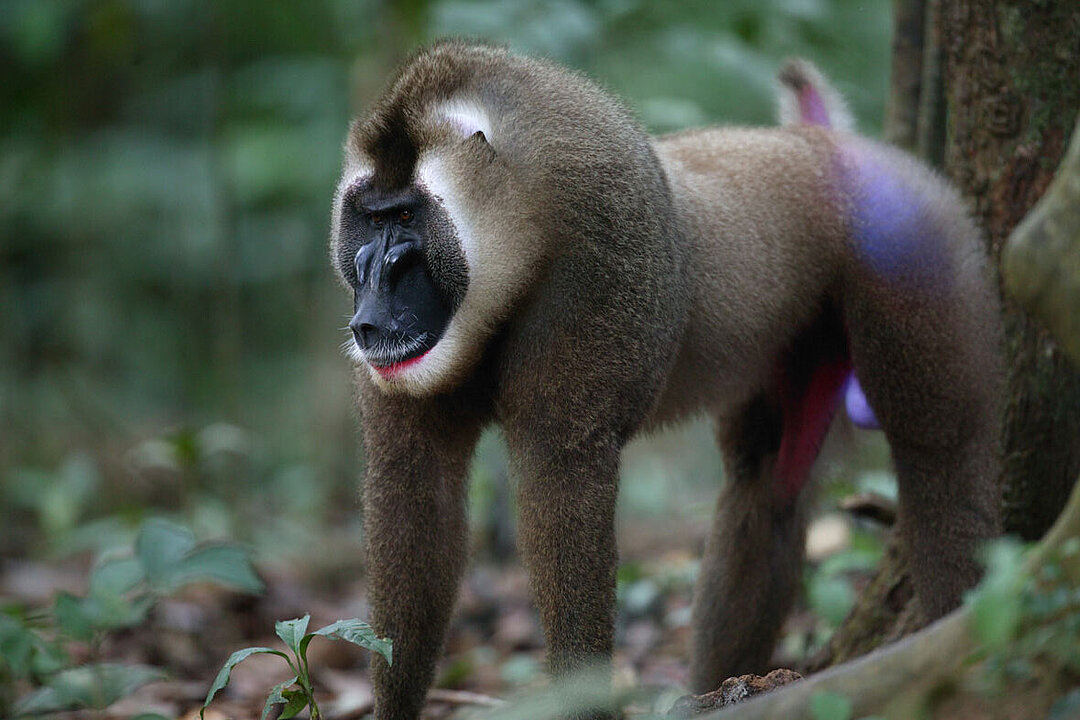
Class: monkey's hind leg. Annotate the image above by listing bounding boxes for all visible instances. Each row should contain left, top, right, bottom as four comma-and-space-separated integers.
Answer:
691, 306, 850, 691
838, 139, 1003, 620
690, 395, 810, 693
843, 271, 1002, 620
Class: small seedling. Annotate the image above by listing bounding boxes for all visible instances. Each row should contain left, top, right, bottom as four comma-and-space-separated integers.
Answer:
203, 615, 392, 720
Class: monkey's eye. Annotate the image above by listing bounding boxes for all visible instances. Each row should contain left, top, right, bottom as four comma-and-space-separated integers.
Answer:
371, 213, 384, 226
399, 209, 413, 223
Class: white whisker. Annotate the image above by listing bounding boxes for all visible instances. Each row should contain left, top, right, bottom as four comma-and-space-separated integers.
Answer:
340, 333, 364, 363
363, 332, 431, 367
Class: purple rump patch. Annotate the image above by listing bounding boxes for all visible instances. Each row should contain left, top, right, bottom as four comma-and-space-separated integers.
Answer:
839, 143, 944, 283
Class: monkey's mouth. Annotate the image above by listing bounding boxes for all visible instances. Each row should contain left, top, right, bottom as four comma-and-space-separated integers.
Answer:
363, 332, 437, 379
370, 349, 432, 379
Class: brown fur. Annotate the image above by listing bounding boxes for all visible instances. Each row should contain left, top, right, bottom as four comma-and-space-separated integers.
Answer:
330, 41, 1003, 717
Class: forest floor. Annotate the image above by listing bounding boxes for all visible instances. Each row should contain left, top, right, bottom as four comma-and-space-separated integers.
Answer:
0, 513, 839, 720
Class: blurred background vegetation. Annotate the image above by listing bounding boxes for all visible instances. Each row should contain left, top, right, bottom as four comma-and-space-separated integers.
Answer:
0, 0, 892, 566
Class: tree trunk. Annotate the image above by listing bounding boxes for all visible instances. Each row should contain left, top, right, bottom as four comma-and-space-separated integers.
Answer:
885, 0, 926, 151
941, 0, 1080, 541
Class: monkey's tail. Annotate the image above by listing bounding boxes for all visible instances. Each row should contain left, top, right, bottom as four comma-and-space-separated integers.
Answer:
775, 58, 855, 133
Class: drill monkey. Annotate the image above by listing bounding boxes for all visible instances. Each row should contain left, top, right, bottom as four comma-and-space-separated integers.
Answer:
330, 42, 1002, 718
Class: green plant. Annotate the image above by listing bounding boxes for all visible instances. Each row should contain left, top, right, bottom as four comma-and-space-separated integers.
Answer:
972, 536, 1080, 686
2, 517, 262, 716
203, 614, 392, 720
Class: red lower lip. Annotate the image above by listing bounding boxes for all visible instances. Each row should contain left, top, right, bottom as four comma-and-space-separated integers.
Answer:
372, 350, 430, 379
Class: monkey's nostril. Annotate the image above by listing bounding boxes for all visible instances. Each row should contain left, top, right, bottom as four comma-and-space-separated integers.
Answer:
352, 323, 378, 349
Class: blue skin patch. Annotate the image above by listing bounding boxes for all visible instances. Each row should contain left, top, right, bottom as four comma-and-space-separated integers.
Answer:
841, 145, 945, 283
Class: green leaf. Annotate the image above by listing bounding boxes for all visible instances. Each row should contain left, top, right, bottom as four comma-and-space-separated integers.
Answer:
810, 690, 853, 720
88, 556, 145, 597
97, 592, 155, 630
134, 518, 262, 595
279, 688, 309, 720
1060, 537, 1080, 558
135, 518, 196, 588
170, 544, 263, 594
500, 653, 540, 685
971, 587, 1022, 650
82, 556, 153, 630
30, 637, 68, 677
306, 618, 392, 665
969, 538, 1026, 650
203, 647, 292, 714
261, 675, 298, 720
15, 686, 69, 716
39, 453, 100, 536
57, 586, 152, 636
275, 615, 311, 656
53, 592, 95, 642
14, 663, 165, 714
0, 613, 36, 677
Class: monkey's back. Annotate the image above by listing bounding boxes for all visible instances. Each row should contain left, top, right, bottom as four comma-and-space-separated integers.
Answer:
648, 125, 998, 430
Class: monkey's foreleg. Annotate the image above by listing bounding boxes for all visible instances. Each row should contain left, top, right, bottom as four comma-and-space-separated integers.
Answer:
360, 389, 483, 720
510, 431, 622, 718
691, 396, 809, 693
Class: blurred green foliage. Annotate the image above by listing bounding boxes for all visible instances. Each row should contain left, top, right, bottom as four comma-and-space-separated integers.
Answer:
809, 690, 853, 720
973, 537, 1080, 688
1, 517, 260, 716
0, 0, 891, 553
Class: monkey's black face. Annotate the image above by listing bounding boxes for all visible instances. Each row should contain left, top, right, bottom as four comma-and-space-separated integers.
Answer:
339, 185, 458, 378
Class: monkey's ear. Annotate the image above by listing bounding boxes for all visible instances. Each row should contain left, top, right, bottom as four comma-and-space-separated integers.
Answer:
469, 129, 496, 163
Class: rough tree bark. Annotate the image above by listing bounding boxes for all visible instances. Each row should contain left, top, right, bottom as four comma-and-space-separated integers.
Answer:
885, 0, 926, 151
942, 0, 1080, 540
884, 0, 946, 164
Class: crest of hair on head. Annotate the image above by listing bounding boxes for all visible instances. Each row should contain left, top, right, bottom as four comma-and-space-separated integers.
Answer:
776, 58, 855, 133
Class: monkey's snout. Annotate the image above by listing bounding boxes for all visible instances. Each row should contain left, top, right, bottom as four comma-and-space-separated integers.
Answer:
350, 320, 378, 350
349, 304, 398, 351
349, 305, 412, 358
